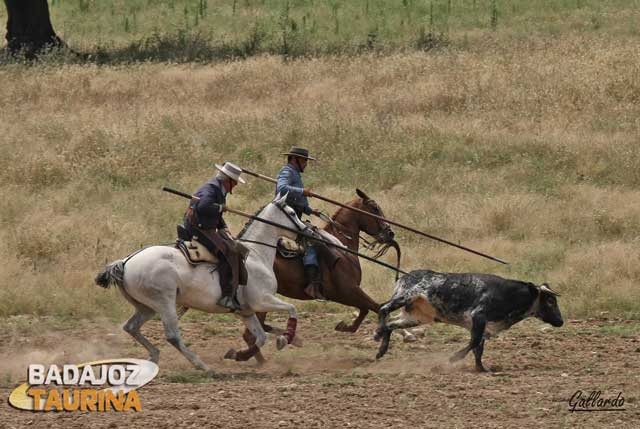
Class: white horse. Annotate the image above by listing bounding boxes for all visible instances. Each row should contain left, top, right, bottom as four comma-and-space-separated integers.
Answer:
95, 194, 305, 373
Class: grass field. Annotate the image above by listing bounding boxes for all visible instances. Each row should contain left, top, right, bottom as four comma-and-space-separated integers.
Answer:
2, 0, 640, 62
1, 1, 639, 321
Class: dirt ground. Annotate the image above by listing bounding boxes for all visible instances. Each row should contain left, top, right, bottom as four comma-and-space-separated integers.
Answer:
1, 312, 639, 428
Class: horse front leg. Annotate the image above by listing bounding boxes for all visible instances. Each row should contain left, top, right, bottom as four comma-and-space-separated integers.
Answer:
332, 280, 380, 333
239, 312, 268, 365
225, 313, 267, 362
250, 294, 298, 351
335, 309, 368, 333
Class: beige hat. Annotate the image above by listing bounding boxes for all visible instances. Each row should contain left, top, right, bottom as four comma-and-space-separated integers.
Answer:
215, 162, 246, 184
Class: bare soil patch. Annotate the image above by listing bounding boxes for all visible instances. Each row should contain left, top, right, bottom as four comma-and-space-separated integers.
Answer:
1, 313, 639, 428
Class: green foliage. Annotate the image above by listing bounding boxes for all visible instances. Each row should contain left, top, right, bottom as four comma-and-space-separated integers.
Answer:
1, 0, 637, 63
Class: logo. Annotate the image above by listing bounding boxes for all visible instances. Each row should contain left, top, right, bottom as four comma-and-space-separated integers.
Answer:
568, 390, 626, 413
8, 358, 158, 412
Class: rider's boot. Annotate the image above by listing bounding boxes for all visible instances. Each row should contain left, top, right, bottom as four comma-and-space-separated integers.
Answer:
303, 265, 326, 301
216, 259, 242, 311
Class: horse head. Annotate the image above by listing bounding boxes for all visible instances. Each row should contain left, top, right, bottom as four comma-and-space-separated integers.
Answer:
355, 188, 395, 245
353, 189, 401, 278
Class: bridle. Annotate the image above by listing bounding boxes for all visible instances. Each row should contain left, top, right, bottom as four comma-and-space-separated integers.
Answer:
320, 197, 394, 258
236, 202, 303, 250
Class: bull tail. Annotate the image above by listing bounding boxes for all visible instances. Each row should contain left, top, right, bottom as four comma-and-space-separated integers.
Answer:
95, 260, 125, 289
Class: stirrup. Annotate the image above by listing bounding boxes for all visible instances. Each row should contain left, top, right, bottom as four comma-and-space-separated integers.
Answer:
217, 295, 242, 311
304, 284, 326, 302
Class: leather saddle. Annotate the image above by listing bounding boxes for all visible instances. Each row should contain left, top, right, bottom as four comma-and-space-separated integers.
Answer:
175, 225, 248, 284
277, 236, 305, 259
176, 224, 219, 265
276, 233, 341, 268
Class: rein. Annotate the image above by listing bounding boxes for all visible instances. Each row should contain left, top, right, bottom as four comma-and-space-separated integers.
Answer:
318, 211, 378, 251
237, 238, 278, 249
315, 212, 353, 241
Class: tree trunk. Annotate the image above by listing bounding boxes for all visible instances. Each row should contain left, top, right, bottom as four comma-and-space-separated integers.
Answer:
4, 0, 62, 57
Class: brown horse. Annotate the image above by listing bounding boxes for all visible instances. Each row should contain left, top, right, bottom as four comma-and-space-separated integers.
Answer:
237, 189, 400, 363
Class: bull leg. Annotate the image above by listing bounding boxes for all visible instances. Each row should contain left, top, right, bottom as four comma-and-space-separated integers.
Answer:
450, 312, 486, 365
399, 329, 418, 343
376, 329, 393, 359
375, 316, 422, 359
472, 338, 487, 372
374, 298, 405, 359
374, 296, 409, 342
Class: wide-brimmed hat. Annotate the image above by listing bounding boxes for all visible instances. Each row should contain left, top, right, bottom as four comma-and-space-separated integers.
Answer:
215, 162, 246, 184
281, 146, 317, 161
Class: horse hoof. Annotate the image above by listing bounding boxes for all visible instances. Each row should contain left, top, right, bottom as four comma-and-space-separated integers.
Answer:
224, 349, 237, 360
335, 321, 347, 331
276, 335, 288, 351
291, 336, 303, 348
335, 321, 356, 332
402, 333, 417, 343
204, 369, 216, 378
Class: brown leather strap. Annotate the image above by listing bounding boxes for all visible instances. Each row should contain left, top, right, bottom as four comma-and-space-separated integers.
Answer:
197, 228, 242, 291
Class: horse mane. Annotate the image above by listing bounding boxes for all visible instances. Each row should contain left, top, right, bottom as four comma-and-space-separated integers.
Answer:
237, 204, 267, 238
330, 198, 361, 223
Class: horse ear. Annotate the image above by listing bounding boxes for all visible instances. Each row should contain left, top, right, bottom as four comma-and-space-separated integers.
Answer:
356, 188, 370, 200
275, 192, 288, 205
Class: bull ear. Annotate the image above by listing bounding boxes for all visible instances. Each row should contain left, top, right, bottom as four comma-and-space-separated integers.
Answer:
356, 188, 370, 200
540, 283, 560, 297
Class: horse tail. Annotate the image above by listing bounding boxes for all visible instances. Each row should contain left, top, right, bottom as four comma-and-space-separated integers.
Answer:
95, 260, 125, 289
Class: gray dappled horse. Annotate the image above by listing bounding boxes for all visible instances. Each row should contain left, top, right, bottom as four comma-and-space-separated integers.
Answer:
95, 194, 305, 373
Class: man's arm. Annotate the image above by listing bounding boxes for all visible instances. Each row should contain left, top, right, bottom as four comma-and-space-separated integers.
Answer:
302, 201, 313, 215
196, 187, 225, 223
276, 168, 304, 199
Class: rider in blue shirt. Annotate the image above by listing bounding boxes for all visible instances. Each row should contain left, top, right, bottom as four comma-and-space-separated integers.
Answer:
275, 147, 324, 300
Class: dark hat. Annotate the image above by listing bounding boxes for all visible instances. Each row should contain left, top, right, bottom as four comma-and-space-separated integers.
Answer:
282, 146, 317, 161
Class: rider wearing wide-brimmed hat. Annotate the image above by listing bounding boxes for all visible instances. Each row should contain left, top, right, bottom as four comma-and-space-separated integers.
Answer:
275, 147, 324, 300
183, 162, 246, 311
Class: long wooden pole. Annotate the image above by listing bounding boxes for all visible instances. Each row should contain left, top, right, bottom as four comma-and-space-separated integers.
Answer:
162, 187, 409, 275
239, 168, 509, 265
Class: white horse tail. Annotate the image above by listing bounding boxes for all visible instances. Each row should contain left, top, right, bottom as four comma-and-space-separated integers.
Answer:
95, 260, 125, 289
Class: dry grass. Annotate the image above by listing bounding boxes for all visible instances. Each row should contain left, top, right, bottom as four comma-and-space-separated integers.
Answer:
1, 32, 639, 320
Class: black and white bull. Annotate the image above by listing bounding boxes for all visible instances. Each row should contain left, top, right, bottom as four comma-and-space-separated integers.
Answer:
374, 270, 563, 372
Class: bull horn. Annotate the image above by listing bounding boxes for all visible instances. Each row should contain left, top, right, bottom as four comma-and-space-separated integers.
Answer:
540, 283, 561, 297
